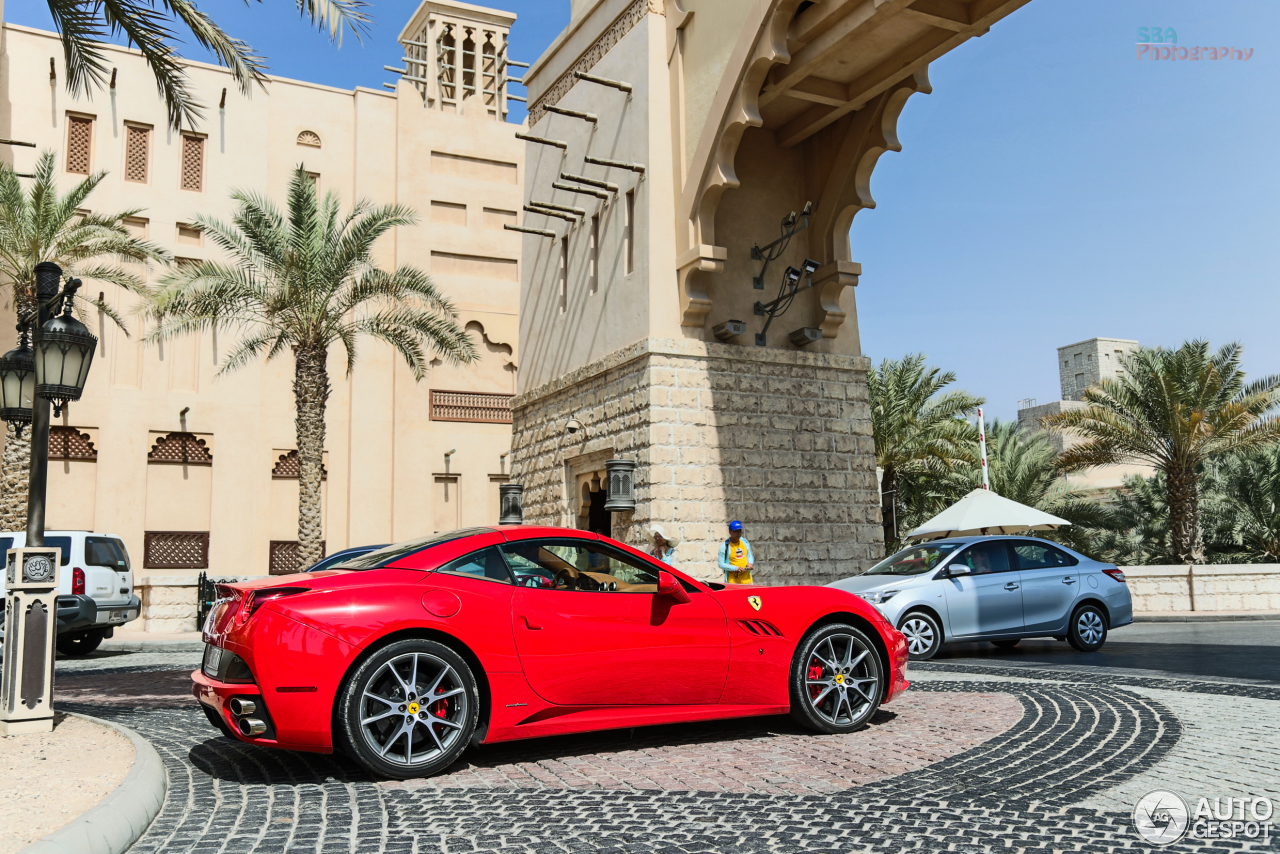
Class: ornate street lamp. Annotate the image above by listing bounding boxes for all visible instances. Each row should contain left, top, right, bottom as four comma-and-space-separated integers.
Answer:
0, 326, 36, 430
34, 279, 96, 417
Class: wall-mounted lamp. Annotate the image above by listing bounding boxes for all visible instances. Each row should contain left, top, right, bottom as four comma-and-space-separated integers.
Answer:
751, 202, 813, 290
789, 327, 822, 347
712, 320, 746, 341
753, 256, 821, 346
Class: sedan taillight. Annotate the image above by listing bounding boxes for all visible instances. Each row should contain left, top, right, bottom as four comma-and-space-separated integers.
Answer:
71, 567, 85, 595
1102, 568, 1126, 583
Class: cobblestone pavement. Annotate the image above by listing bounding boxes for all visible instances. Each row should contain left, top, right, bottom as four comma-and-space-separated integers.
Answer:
45, 652, 1280, 853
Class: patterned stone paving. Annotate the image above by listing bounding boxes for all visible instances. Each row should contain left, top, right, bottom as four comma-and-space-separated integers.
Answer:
42, 653, 1280, 853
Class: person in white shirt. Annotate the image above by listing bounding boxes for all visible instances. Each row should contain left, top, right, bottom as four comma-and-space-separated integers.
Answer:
648, 524, 679, 566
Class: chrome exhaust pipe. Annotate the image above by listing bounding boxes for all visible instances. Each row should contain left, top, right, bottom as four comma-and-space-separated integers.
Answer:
228, 698, 256, 717
237, 717, 267, 737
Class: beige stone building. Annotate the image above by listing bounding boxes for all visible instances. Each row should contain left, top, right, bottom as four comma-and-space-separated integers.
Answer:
0, 0, 527, 578
509, 0, 1032, 584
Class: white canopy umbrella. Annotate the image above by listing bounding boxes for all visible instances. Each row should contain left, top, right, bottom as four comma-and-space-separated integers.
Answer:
906, 488, 1072, 541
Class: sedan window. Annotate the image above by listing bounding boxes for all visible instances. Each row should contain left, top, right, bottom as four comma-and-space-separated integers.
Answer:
1012, 541, 1078, 570
501, 540, 661, 592
952, 542, 1013, 575
863, 543, 961, 576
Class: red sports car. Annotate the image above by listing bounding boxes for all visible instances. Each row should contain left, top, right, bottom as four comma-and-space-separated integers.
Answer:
193, 526, 910, 779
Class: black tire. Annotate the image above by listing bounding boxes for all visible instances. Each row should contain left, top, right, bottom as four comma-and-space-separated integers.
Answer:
991, 639, 1020, 650
201, 703, 237, 739
789, 622, 883, 734
338, 639, 479, 779
1068, 603, 1108, 651
897, 611, 943, 661
56, 630, 104, 657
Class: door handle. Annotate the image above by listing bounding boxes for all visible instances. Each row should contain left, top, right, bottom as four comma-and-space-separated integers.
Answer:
521, 616, 542, 631
1004, 583, 1020, 591
1062, 577, 1076, 584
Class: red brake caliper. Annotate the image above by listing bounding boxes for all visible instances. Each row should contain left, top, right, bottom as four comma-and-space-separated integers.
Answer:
807, 660, 824, 699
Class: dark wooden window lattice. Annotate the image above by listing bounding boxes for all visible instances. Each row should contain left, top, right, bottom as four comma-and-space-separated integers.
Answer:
48, 426, 97, 461
180, 134, 204, 191
271, 450, 327, 480
429, 390, 513, 423
148, 431, 213, 465
269, 540, 325, 575
66, 116, 93, 174
144, 531, 210, 569
124, 124, 150, 183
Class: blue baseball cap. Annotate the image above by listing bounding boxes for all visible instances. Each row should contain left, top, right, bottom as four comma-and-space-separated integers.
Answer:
728, 520, 743, 532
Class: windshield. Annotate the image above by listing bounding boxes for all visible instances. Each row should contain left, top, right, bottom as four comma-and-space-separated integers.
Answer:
333, 529, 491, 570
862, 542, 961, 576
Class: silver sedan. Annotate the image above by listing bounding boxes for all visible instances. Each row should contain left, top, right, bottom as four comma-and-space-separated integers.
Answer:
830, 536, 1133, 660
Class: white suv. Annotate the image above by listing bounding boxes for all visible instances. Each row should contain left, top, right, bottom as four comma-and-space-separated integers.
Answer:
0, 530, 141, 655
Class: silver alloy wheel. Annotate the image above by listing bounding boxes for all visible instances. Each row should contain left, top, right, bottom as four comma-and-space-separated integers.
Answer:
805, 633, 878, 726
899, 616, 935, 656
1077, 610, 1105, 645
359, 652, 468, 766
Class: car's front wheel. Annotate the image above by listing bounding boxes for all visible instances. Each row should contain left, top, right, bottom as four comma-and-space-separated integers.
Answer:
1068, 604, 1108, 651
337, 639, 479, 779
789, 623, 883, 734
56, 629, 104, 657
897, 611, 942, 661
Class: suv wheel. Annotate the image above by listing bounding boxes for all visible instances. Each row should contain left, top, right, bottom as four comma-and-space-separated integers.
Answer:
897, 611, 942, 661
56, 629, 104, 657
789, 623, 883, 734
1068, 604, 1108, 651
337, 639, 479, 779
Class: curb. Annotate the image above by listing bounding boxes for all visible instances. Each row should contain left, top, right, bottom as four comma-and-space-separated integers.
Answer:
1133, 612, 1280, 622
100, 641, 204, 652
20, 713, 167, 854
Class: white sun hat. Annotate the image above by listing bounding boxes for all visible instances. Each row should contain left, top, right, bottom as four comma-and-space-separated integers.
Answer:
649, 524, 681, 547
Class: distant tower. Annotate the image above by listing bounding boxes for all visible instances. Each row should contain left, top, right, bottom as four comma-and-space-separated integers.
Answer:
1057, 338, 1140, 401
397, 0, 517, 119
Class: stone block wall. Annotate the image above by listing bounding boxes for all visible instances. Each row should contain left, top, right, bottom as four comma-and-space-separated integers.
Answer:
510, 338, 884, 586
1126, 565, 1280, 612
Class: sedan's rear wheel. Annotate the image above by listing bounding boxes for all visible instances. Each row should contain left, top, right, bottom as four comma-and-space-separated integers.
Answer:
338, 639, 478, 779
897, 611, 942, 661
1068, 604, 1108, 651
789, 623, 883, 734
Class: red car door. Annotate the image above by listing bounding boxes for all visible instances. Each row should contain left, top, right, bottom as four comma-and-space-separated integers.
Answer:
504, 538, 729, 706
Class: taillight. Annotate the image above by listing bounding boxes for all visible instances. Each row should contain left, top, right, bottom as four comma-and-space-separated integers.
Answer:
235, 587, 309, 625
72, 567, 85, 595
1102, 568, 1126, 583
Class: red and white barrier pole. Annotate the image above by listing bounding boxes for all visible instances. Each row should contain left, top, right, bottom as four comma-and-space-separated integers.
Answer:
977, 407, 990, 490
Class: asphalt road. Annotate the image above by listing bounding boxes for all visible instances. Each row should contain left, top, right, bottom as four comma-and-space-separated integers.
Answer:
936, 620, 1280, 685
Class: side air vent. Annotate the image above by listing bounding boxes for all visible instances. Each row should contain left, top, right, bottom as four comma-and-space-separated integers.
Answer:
736, 619, 783, 638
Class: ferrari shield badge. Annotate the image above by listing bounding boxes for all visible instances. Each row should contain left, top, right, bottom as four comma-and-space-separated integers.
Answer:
748, 596, 762, 611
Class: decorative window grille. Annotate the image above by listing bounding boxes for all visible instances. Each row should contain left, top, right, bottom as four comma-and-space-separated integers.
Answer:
180, 134, 204, 191
296, 130, 321, 147
429, 390, 513, 423
144, 531, 210, 569
48, 426, 97, 461
148, 431, 213, 465
271, 450, 327, 480
66, 116, 93, 174
124, 124, 150, 183
269, 541, 326, 575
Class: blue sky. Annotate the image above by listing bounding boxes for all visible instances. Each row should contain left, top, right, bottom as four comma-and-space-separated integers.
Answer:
6, 0, 1277, 419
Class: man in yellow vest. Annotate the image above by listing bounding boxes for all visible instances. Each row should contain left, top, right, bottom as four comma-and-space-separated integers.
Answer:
718, 520, 755, 584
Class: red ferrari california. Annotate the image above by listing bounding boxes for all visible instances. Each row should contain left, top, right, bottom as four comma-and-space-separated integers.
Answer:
193, 526, 910, 779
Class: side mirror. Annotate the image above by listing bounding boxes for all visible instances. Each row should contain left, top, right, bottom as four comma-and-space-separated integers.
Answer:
657, 571, 691, 603
941, 564, 971, 578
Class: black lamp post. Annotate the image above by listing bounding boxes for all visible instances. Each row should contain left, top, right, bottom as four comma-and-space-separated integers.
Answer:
0, 262, 97, 548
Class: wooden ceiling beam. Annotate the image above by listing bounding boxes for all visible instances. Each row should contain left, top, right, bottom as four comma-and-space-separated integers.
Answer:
901, 0, 971, 32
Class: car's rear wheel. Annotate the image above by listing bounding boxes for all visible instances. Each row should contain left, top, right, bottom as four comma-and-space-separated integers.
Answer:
897, 611, 942, 661
1068, 604, 1108, 651
56, 629, 104, 657
991, 639, 1020, 650
338, 639, 478, 779
789, 623, 883, 734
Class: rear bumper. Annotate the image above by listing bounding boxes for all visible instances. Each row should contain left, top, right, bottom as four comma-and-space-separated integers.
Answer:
56, 594, 141, 634
192, 667, 328, 754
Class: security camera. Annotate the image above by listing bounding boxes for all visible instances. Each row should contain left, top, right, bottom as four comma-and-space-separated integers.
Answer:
566, 419, 583, 435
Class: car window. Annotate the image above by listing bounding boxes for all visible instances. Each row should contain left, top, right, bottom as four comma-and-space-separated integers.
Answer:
44, 536, 72, 566
863, 543, 961, 576
953, 542, 1013, 575
85, 536, 130, 570
500, 540, 661, 592
333, 529, 490, 570
307, 549, 374, 572
1012, 541, 1078, 570
0, 538, 12, 557
436, 547, 513, 584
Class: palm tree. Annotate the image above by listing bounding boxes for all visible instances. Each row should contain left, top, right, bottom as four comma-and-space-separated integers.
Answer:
1045, 341, 1280, 563
0, 152, 169, 531
869, 354, 983, 553
1212, 447, 1280, 562
46, 0, 369, 129
145, 168, 476, 567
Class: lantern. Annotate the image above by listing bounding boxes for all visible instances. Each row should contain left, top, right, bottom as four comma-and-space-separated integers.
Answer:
34, 296, 97, 417
498, 483, 524, 525
603, 458, 636, 512
0, 327, 36, 428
